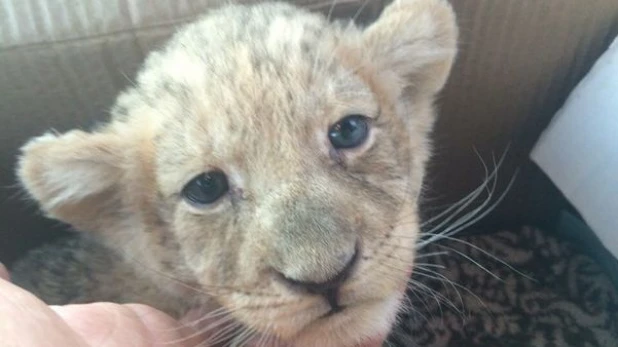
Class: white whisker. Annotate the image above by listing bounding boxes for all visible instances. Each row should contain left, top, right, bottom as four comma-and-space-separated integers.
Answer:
434, 244, 502, 281
418, 150, 505, 246
414, 266, 465, 312
418, 233, 536, 281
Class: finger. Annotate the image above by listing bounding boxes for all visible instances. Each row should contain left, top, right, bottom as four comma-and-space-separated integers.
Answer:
0, 278, 88, 346
52, 302, 201, 347
51, 302, 157, 347
0, 263, 9, 281
127, 304, 205, 347
178, 307, 242, 347
179, 307, 294, 347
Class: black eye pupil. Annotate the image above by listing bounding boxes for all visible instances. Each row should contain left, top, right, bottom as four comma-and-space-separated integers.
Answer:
328, 115, 369, 149
182, 170, 229, 205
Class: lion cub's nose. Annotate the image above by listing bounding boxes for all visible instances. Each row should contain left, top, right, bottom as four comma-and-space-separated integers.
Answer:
280, 246, 359, 294
277, 244, 359, 312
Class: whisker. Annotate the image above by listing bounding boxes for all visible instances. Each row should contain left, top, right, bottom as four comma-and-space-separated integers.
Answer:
418, 154, 500, 247
407, 279, 450, 316
363, 239, 437, 259
416, 251, 450, 258
325, 0, 338, 23
436, 169, 516, 239
434, 244, 503, 281
306, 0, 358, 10
367, 261, 460, 315
413, 262, 446, 270
179, 306, 238, 333
418, 233, 535, 282
229, 325, 258, 347
166, 312, 238, 346
417, 169, 517, 250
401, 286, 434, 324
152, 306, 231, 336
381, 228, 534, 283
415, 270, 496, 323
200, 320, 243, 347
419, 154, 494, 229
179, 298, 314, 346
413, 267, 465, 313
255, 323, 273, 347
419, 148, 509, 238
351, 0, 371, 24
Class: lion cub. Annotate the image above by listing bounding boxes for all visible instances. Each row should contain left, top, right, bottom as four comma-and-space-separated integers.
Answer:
11, 1, 457, 346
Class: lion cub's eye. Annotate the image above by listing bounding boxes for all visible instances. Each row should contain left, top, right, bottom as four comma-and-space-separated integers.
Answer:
328, 115, 370, 149
182, 170, 229, 205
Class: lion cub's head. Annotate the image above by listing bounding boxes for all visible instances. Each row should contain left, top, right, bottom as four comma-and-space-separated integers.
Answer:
17, 0, 457, 346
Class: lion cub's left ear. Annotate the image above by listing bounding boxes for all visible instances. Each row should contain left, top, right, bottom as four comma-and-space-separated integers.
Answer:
363, 0, 458, 95
17, 128, 130, 231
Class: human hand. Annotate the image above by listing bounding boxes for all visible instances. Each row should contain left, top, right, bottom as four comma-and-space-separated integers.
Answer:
0, 263, 381, 347
0, 262, 200, 347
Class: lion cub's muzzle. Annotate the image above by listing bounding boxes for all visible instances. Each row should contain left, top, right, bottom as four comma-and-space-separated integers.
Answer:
277, 242, 360, 314
261, 189, 361, 314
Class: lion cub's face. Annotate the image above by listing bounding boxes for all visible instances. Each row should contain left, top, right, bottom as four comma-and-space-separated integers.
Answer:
18, 1, 457, 346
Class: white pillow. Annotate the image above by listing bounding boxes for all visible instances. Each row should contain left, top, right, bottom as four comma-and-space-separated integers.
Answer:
530, 35, 618, 260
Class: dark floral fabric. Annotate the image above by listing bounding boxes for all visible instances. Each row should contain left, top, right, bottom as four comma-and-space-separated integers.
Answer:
388, 227, 618, 347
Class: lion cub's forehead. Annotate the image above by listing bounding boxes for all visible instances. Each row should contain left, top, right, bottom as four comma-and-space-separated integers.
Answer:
144, 4, 376, 188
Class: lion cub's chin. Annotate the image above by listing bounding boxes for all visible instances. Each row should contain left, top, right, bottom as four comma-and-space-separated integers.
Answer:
238, 294, 401, 347
290, 294, 402, 347
183, 293, 401, 347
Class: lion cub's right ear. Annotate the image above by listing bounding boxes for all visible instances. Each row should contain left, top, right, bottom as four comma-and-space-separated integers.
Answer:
17, 129, 130, 231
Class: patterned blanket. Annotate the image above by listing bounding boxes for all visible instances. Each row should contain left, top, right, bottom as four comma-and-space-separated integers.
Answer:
388, 227, 618, 347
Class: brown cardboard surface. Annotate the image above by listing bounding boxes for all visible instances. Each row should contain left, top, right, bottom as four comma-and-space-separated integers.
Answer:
0, 0, 376, 48
424, 0, 618, 228
0, 0, 617, 262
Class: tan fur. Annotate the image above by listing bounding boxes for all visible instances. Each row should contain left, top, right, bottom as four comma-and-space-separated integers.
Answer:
12, 1, 457, 346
